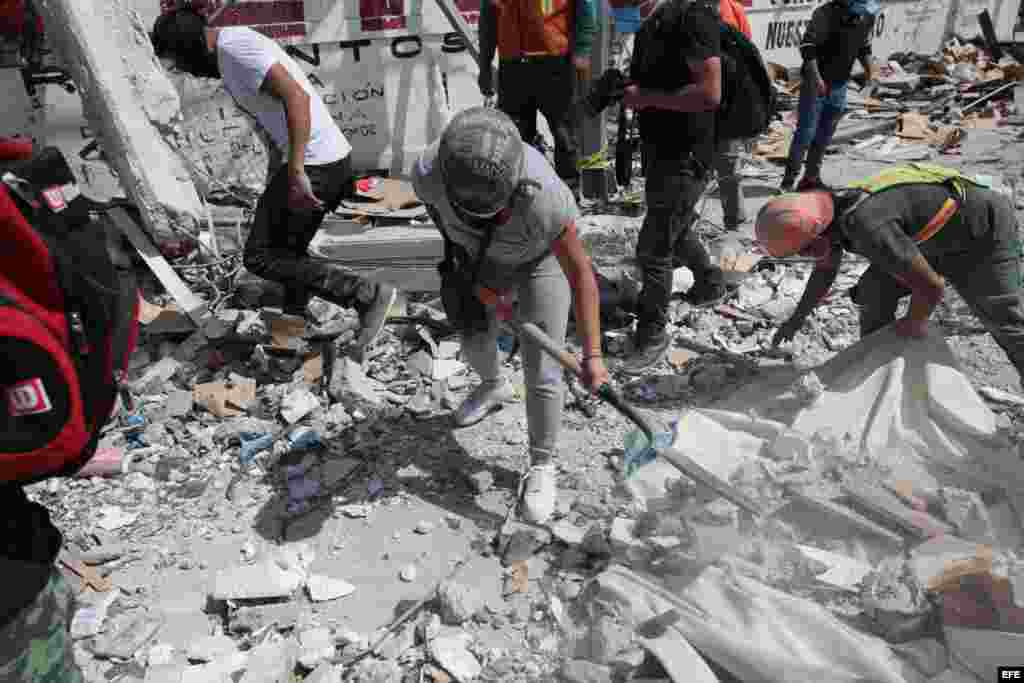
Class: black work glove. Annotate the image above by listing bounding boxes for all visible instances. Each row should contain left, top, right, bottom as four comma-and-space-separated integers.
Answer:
580, 67, 626, 118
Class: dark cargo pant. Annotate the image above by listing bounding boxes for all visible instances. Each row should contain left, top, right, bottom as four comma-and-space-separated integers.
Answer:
498, 56, 580, 188
243, 155, 381, 314
852, 191, 1024, 378
635, 145, 715, 336
0, 571, 83, 682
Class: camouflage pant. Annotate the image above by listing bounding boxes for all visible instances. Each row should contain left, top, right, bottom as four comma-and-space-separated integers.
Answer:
0, 570, 83, 682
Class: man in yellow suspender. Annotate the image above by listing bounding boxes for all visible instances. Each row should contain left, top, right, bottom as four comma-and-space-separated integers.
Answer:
754, 164, 1024, 378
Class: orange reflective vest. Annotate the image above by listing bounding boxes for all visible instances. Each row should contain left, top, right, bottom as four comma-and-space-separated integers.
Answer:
494, 0, 574, 58
719, 0, 752, 39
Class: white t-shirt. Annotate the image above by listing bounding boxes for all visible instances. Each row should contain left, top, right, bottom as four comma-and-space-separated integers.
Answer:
216, 27, 351, 165
412, 142, 577, 276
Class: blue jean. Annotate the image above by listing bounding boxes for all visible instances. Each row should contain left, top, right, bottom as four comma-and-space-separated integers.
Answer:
786, 80, 848, 179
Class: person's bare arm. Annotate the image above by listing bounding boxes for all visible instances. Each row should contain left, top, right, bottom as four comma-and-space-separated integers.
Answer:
552, 222, 608, 391
893, 253, 945, 335
261, 63, 322, 209
623, 56, 721, 112
773, 248, 842, 345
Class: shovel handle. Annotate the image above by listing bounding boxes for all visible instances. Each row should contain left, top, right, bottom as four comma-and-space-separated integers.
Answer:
512, 321, 656, 442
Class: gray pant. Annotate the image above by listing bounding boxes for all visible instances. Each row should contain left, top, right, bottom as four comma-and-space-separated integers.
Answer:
714, 138, 747, 226
462, 254, 571, 465
852, 193, 1024, 378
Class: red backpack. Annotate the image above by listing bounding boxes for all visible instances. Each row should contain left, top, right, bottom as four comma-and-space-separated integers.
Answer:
0, 140, 140, 483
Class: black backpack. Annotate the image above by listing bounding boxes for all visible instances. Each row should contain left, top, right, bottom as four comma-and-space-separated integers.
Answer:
630, 0, 776, 141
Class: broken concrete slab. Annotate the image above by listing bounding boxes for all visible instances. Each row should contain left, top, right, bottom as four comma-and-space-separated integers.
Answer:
945, 626, 1024, 682
280, 388, 320, 424
939, 487, 997, 544
298, 627, 335, 670
307, 573, 356, 602
186, 634, 238, 663
429, 630, 481, 682
131, 357, 182, 394
229, 603, 303, 635
330, 358, 384, 411
92, 611, 164, 660
438, 580, 484, 626
210, 558, 306, 601
239, 637, 298, 683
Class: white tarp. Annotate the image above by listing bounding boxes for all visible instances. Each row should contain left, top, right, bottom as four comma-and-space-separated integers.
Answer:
629, 326, 1020, 511
594, 564, 912, 683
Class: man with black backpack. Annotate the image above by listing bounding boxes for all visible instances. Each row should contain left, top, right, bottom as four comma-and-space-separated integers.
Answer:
619, 0, 732, 373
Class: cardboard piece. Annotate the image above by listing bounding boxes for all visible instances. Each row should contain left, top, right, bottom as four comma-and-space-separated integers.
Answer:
194, 380, 256, 418
265, 313, 307, 352
59, 552, 113, 593
303, 353, 324, 384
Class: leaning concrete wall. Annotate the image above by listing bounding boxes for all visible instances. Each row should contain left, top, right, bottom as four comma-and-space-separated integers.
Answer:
35, 0, 204, 242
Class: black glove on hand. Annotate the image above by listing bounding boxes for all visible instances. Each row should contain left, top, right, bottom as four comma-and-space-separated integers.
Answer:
580, 67, 626, 118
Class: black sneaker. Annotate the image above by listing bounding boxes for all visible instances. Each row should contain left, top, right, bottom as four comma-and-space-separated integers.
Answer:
353, 283, 399, 358
778, 174, 797, 195
621, 329, 671, 375
685, 279, 733, 308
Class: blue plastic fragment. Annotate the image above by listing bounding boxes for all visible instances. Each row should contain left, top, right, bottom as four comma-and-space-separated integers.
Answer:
623, 428, 674, 479
239, 431, 275, 465
287, 427, 321, 451
497, 334, 516, 353
368, 478, 385, 498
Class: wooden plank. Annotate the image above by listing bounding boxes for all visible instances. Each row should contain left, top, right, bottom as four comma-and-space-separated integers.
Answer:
841, 476, 955, 541
788, 491, 905, 547
107, 208, 208, 326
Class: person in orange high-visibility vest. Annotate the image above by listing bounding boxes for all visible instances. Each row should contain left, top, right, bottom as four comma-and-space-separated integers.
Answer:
719, 0, 752, 38
710, 0, 753, 229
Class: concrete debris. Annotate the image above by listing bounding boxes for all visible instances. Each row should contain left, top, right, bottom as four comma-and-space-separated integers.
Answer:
560, 659, 613, 683
210, 557, 306, 601
792, 371, 825, 405
91, 611, 164, 660
437, 580, 484, 626
298, 627, 336, 670
186, 634, 238, 663
938, 487, 996, 544
131, 357, 183, 394
280, 388, 321, 424
429, 631, 482, 682
239, 637, 298, 683
330, 358, 385, 411
25, 42, 1024, 683
307, 573, 356, 602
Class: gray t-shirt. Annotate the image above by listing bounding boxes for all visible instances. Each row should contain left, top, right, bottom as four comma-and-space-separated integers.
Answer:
412, 141, 577, 280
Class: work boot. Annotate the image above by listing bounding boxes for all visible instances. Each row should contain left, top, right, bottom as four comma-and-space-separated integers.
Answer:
621, 327, 671, 376
353, 282, 399, 359
520, 463, 557, 524
685, 268, 733, 308
453, 377, 515, 427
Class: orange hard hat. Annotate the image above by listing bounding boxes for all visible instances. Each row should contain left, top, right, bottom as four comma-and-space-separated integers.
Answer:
755, 191, 835, 257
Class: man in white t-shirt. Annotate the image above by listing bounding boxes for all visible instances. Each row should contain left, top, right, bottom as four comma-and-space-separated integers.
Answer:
151, 7, 397, 358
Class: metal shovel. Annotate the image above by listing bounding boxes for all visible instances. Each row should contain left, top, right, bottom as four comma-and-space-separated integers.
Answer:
505, 318, 765, 518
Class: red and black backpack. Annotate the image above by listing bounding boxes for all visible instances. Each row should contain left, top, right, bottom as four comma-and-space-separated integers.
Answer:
0, 139, 140, 484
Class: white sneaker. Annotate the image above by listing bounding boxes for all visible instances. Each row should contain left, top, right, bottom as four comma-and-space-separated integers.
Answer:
520, 464, 557, 525
453, 378, 515, 427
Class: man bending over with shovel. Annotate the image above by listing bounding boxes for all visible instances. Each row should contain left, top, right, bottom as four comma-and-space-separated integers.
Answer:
756, 164, 1024, 379
412, 107, 608, 524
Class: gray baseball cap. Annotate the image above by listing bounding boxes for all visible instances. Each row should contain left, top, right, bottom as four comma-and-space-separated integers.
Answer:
438, 107, 524, 218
